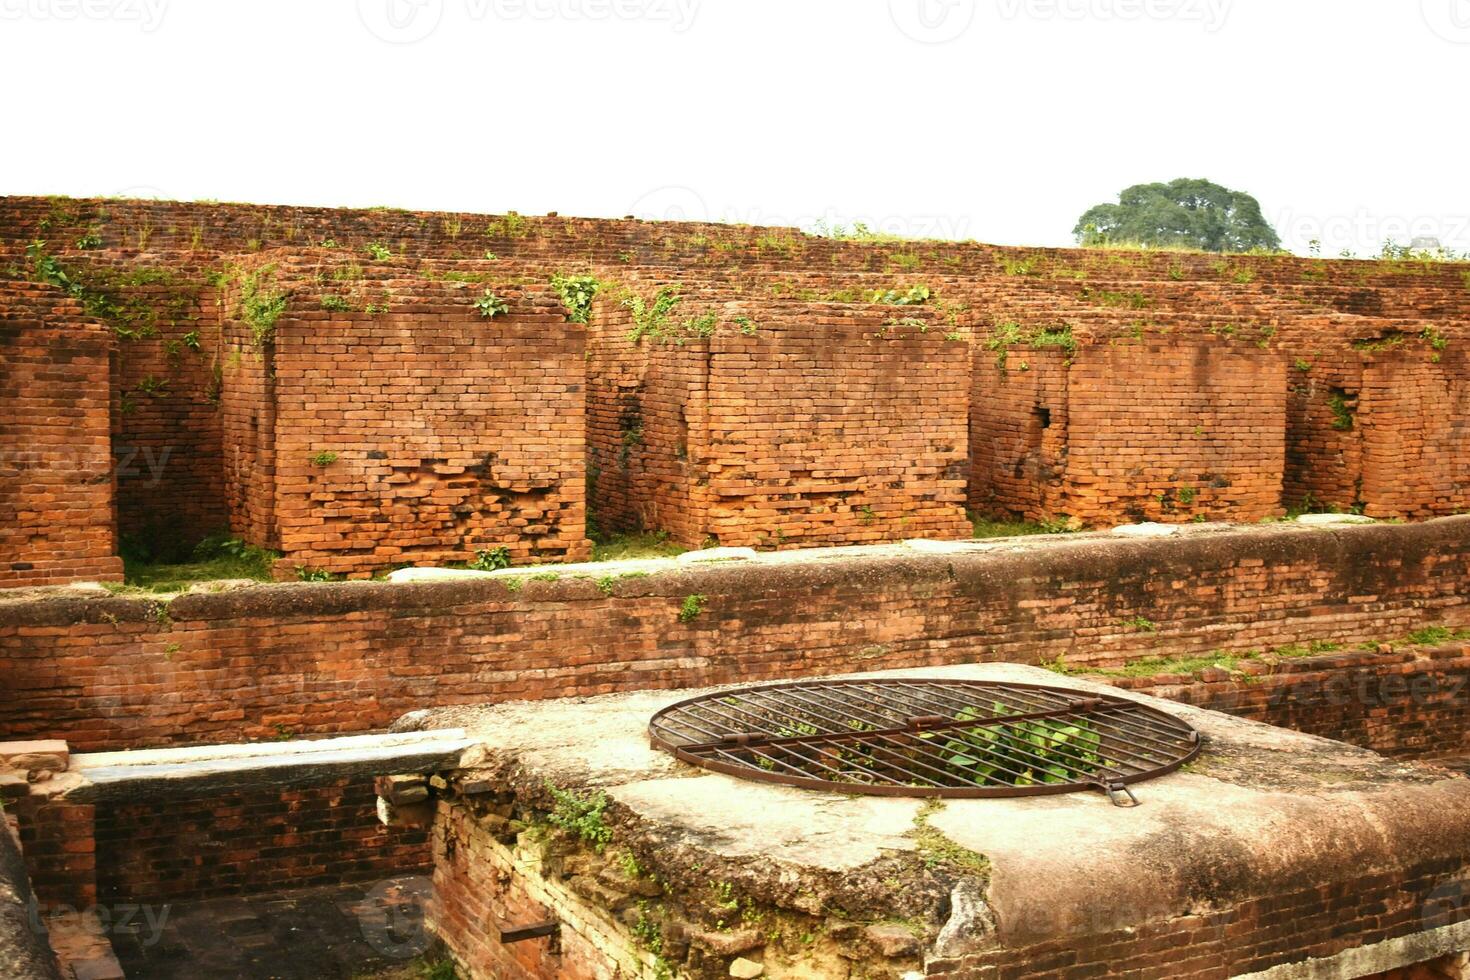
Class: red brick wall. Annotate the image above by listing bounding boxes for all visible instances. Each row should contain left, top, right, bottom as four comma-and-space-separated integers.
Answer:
1360, 352, 1470, 520
971, 338, 1287, 525
969, 350, 1069, 520
1110, 644, 1470, 763
929, 855, 1470, 979
0, 281, 122, 586
588, 295, 970, 548
1, 520, 1465, 753
92, 778, 429, 902
431, 802, 575, 980
220, 271, 589, 577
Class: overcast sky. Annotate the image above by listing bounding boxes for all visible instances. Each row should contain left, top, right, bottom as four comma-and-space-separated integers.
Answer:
2, 0, 1466, 256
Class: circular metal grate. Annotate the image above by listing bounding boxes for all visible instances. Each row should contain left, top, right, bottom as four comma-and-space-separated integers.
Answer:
648, 678, 1201, 806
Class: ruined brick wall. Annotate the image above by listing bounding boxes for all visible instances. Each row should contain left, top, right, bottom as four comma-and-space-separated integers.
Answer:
1109, 644, 1470, 763
584, 295, 708, 543
1062, 342, 1286, 523
930, 855, 1470, 979
220, 270, 590, 577
968, 350, 1069, 521
701, 308, 971, 548
75, 260, 227, 560
0, 281, 122, 586
431, 801, 629, 980
971, 338, 1286, 525
1360, 352, 1470, 519
1, 521, 1466, 752
92, 778, 429, 902
588, 295, 970, 548
220, 319, 277, 549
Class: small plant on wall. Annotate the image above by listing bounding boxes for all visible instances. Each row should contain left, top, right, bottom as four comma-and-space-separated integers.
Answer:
475, 290, 509, 318
470, 547, 512, 571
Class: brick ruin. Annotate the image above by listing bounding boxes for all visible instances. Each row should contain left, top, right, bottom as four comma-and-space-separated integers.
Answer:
2, 195, 1470, 979
0, 196, 1467, 580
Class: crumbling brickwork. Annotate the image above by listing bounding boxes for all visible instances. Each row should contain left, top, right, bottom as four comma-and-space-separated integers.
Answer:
588, 295, 971, 547
219, 259, 589, 577
0, 281, 122, 586
4, 196, 1470, 543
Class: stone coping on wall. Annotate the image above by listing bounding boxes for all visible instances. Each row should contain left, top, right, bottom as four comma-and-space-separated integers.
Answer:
0, 513, 1453, 613
411, 662, 1470, 979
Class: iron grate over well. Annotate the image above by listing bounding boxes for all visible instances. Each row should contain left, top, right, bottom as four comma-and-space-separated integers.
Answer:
648, 679, 1202, 806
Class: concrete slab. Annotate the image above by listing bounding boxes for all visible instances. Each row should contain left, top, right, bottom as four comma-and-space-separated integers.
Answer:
412, 663, 1470, 977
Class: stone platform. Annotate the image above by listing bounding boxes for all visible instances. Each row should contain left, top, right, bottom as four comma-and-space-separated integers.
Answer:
405, 664, 1470, 980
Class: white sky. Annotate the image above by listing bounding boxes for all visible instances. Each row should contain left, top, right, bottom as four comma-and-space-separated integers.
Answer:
2, 0, 1466, 256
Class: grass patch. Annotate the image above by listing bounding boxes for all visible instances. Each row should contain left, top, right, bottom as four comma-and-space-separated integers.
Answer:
970, 515, 1075, 539
590, 531, 687, 562
121, 535, 277, 593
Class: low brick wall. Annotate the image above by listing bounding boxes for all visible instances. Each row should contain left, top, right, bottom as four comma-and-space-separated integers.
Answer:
931, 854, 1470, 979
93, 777, 429, 903
1108, 644, 1470, 763
1, 520, 1466, 753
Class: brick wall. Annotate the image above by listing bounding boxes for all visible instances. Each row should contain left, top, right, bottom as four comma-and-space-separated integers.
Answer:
588, 295, 971, 548
0, 281, 122, 587
929, 855, 1470, 979
92, 778, 429, 902
1, 520, 1465, 753
4, 197, 1470, 543
971, 339, 1287, 525
1360, 351, 1470, 519
1108, 644, 1470, 763
219, 265, 589, 577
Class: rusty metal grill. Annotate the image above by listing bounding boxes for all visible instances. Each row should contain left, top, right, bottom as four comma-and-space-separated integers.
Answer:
648, 679, 1201, 806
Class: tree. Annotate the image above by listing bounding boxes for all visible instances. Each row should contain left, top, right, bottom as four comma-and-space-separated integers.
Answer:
1073, 178, 1281, 253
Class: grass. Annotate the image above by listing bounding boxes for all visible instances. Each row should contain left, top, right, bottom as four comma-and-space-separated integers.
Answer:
971, 515, 1077, 539
590, 530, 687, 562
352, 953, 457, 980
1045, 626, 1470, 681
119, 535, 277, 593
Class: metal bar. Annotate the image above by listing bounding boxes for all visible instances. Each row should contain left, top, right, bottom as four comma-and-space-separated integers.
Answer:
760, 686, 1048, 788
495, 920, 559, 944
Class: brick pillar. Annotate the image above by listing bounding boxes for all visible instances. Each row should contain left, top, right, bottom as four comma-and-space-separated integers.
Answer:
13, 797, 97, 910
